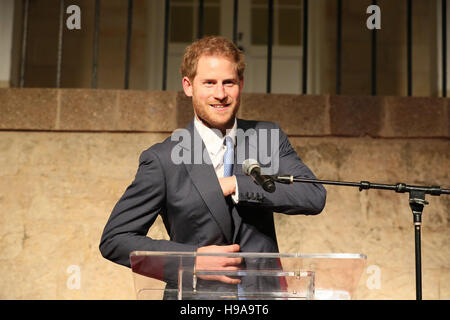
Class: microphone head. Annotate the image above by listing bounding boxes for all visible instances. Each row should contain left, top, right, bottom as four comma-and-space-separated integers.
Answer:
242, 159, 260, 175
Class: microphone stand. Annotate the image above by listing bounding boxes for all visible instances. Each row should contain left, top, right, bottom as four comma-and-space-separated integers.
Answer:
270, 175, 450, 300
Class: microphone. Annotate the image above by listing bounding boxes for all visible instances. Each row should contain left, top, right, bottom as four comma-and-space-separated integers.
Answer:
242, 159, 276, 193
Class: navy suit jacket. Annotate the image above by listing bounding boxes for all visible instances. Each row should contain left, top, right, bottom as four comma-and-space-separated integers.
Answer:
100, 119, 326, 271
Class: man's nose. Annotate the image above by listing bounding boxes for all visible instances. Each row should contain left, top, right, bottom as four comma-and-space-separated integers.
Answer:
214, 84, 227, 100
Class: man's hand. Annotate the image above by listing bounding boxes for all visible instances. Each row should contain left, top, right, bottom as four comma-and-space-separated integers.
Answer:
195, 244, 242, 284
218, 176, 236, 197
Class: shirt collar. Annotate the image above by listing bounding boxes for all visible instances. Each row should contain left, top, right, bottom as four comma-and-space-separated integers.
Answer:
194, 117, 237, 156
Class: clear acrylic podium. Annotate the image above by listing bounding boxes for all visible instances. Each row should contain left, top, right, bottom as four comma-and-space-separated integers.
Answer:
130, 251, 366, 300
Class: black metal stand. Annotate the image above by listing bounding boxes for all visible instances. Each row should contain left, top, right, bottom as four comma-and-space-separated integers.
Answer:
408, 190, 428, 300
270, 175, 450, 300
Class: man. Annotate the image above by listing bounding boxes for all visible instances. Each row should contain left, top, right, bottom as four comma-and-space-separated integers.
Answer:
100, 36, 326, 296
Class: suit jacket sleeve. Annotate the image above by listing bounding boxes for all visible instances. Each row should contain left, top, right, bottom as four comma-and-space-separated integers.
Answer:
235, 123, 326, 215
99, 148, 197, 268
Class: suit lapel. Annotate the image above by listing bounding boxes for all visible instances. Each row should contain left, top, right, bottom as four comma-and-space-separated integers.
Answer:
183, 121, 233, 244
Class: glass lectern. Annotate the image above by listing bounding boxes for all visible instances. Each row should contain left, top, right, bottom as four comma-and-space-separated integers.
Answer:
130, 251, 366, 300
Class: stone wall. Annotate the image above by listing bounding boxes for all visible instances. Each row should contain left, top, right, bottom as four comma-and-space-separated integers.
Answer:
0, 88, 448, 299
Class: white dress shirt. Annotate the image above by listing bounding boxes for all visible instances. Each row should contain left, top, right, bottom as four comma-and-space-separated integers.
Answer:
194, 117, 239, 203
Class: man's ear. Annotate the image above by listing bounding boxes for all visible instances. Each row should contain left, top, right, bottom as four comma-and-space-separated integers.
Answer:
182, 76, 193, 97
239, 77, 244, 91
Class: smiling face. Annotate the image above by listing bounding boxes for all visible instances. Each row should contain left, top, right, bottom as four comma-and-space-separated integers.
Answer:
182, 55, 243, 135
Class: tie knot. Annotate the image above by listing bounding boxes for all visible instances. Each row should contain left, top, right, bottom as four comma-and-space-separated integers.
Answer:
225, 136, 233, 149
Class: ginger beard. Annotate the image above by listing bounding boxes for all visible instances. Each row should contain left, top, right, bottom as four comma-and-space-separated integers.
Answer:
192, 89, 241, 133
183, 55, 243, 134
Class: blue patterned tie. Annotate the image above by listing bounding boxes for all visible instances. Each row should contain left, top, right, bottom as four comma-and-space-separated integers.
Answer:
223, 136, 234, 177
223, 136, 246, 299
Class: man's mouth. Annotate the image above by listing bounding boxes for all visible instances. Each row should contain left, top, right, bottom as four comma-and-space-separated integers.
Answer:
210, 103, 231, 109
